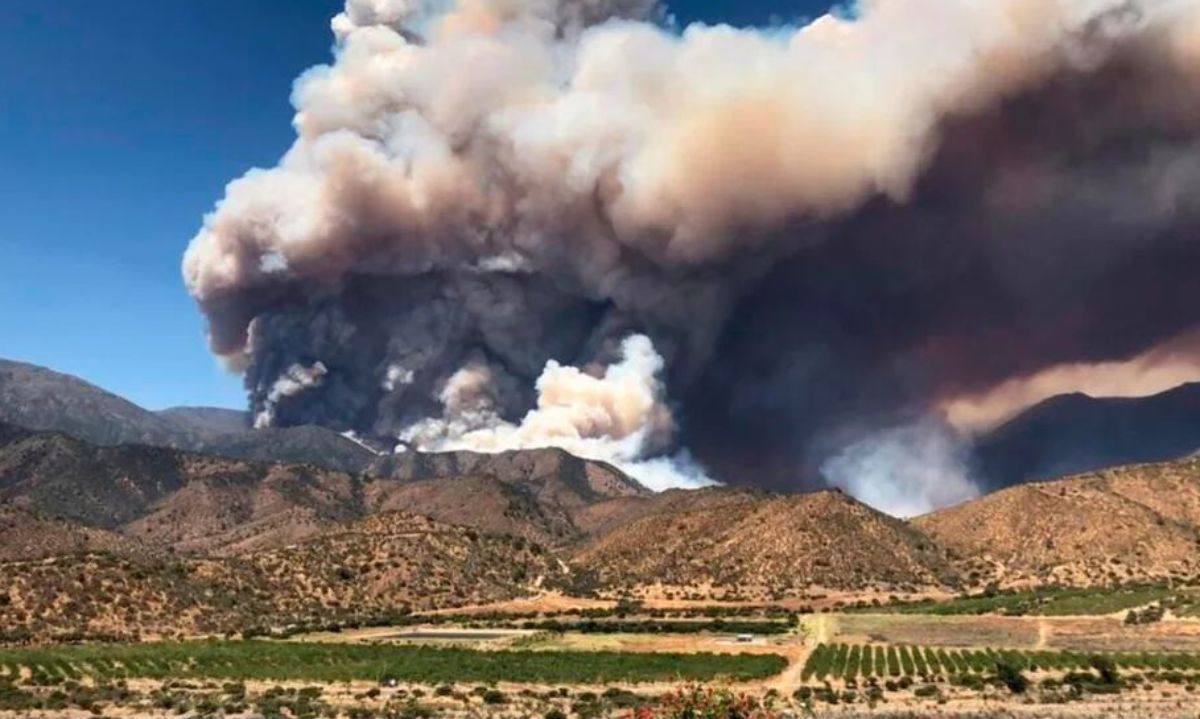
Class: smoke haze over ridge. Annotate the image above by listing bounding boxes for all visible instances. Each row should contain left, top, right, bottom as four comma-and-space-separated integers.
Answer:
185, 0, 1200, 514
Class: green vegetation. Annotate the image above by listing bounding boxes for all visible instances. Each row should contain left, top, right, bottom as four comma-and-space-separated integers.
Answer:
851, 585, 1200, 617
0, 641, 786, 685
994, 660, 1028, 694
800, 643, 1200, 684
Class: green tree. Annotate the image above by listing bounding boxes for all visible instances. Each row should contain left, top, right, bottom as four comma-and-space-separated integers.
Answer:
995, 660, 1028, 694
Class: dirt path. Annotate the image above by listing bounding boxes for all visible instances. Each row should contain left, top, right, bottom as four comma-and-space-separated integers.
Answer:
1035, 618, 1050, 649
762, 639, 807, 694
759, 617, 833, 694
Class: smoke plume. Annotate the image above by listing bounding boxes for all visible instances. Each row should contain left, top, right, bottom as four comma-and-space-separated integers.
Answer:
185, 0, 1200, 513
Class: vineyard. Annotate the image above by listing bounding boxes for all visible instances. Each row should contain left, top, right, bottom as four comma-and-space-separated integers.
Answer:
0, 641, 786, 685
800, 643, 1200, 683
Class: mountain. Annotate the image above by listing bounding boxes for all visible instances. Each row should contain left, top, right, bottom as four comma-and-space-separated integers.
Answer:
0, 422, 367, 545
6, 417, 1200, 640
371, 447, 648, 505
197, 426, 379, 474
974, 382, 1200, 490
0, 422, 641, 556
156, 406, 249, 434
572, 487, 955, 601
914, 456, 1200, 588
0, 358, 653, 495
0, 358, 379, 474
0, 359, 190, 448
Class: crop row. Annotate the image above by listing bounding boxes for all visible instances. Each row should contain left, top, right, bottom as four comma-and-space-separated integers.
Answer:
801, 643, 1200, 682
0, 641, 787, 685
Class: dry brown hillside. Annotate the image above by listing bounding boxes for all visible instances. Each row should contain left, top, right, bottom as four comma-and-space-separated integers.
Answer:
0, 422, 644, 557
572, 488, 955, 601
365, 475, 579, 548
120, 459, 365, 555
913, 457, 1200, 588
0, 512, 558, 641
0, 507, 146, 562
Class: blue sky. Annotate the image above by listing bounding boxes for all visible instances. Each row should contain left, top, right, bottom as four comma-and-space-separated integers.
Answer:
0, 0, 832, 410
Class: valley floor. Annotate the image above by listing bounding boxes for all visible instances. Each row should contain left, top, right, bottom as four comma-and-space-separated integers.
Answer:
3, 596, 1200, 718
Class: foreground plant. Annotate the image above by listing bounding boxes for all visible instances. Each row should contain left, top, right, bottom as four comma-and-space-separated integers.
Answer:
630, 684, 778, 719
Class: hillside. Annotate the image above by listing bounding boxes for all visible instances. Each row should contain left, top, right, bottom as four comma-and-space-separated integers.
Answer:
370, 448, 650, 544
196, 425, 378, 475
914, 456, 1200, 588
364, 475, 581, 548
0, 506, 146, 562
0, 512, 558, 640
0, 359, 189, 448
0, 423, 638, 557
572, 488, 955, 601
0, 358, 654, 499
0, 358, 379, 475
974, 383, 1200, 490
156, 406, 249, 434
0, 423, 367, 542
372, 447, 648, 505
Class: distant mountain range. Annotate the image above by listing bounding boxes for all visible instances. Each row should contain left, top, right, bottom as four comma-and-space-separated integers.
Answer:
0, 358, 380, 473
5, 355, 1199, 492
973, 382, 1200, 490
1, 356, 1200, 640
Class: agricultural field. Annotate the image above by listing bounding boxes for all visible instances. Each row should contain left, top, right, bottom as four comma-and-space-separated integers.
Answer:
0, 640, 786, 686
800, 642, 1200, 684
835, 613, 1041, 648
851, 585, 1200, 617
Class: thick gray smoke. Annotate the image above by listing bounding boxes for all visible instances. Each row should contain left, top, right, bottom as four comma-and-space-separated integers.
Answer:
185, 0, 1200, 512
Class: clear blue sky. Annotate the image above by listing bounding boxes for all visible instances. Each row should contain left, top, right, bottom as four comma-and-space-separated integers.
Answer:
0, 0, 832, 411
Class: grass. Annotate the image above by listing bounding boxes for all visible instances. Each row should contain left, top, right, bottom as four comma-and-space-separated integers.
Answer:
0, 641, 786, 685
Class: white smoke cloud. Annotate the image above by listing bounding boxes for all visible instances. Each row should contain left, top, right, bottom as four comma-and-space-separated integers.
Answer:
184, 0, 1197, 332
400, 334, 715, 490
254, 362, 328, 428
820, 419, 980, 518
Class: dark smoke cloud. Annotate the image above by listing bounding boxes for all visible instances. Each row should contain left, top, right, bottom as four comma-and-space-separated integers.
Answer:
185, 0, 1200, 511
691, 46, 1200, 491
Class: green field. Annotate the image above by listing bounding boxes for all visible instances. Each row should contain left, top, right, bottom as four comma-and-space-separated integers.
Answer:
853, 586, 1198, 617
800, 642, 1200, 683
0, 641, 786, 685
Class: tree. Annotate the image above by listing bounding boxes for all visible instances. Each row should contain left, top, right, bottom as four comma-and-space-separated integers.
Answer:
1090, 655, 1120, 686
994, 660, 1028, 694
